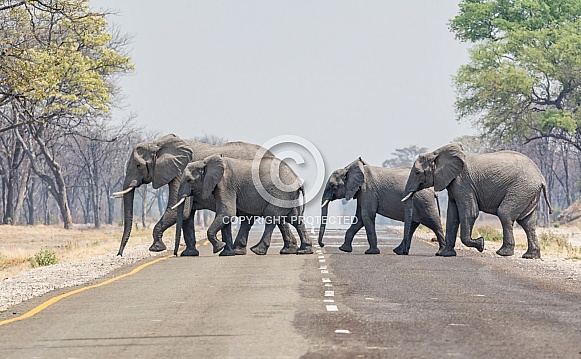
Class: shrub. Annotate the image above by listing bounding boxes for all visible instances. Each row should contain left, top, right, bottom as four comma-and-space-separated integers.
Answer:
29, 249, 59, 267
539, 231, 581, 259
474, 225, 503, 242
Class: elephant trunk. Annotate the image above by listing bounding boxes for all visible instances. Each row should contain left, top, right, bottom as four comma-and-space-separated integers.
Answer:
398, 177, 420, 253
402, 198, 414, 250
318, 198, 330, 247
117, 188, 135, 256
174, 200, 185, 256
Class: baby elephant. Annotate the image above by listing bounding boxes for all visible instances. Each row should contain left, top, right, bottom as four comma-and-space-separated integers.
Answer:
319, 158, 445, 255
176, 154, 313, 255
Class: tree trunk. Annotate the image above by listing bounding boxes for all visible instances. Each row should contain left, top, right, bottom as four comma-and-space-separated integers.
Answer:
27, 177, 35, 225
106, 188, 114, 225
13, 161, 31, 225
141, 186, 147, 229
3, 172, 14, 224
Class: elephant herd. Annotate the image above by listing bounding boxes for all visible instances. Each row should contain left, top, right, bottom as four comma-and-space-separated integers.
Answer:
114, 134, 552, 260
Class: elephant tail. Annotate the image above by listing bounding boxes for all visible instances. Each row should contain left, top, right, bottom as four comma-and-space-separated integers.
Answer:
299, 185, 306, 217
542, 183, 553, 215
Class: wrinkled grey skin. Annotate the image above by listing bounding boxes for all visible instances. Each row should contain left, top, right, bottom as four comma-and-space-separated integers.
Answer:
402, 143, 553, 259
318, 158, 445, 255
175, 155, 313, 255
116, 134, 297, 256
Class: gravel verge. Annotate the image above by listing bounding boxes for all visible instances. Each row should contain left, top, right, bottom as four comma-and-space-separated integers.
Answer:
0, 243, 168, 312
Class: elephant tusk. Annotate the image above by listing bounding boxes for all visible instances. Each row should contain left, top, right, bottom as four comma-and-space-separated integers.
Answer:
401, 191, 415, 202
171, 197, 186, 210
321, 199, 330, 208
111, 187, 134, 199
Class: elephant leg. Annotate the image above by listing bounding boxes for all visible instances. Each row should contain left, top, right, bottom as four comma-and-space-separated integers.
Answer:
250, 222, 276, 255
393, 221, 420, 255
340, 216, 364, 253
362, 211, 380, 254
496, 208, 516, 257
219, 222, 235, 257
440, 199, 460, 257
278, 222, 299, 255
422, 216, 446, 256
207, 216, 227, 254
150, 209, 175, 252
290, 216, 313, 255
459, 208, 484, 253
517, 210, 541, 259
180, 210, 200, 257
233, 217, 253, 255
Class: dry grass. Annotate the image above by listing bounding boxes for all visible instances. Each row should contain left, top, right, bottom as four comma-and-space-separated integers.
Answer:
0, 224, 157, 279
413, 216, 581, 259
473, 218, 581, 259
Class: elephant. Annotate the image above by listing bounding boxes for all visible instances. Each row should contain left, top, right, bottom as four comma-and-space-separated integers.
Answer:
173, 154, 313, 255
112, 134, 299, 256
318, 158, 445, 255
401, 143, 553, 259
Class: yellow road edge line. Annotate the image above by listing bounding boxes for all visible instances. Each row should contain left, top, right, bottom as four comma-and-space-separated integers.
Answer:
0, 255, 172, 327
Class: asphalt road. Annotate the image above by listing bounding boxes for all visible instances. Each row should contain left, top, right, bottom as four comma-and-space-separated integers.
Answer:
0, 228, 580, 359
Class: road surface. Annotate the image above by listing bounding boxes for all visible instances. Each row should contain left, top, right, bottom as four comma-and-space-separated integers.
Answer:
0, 228, 580, 358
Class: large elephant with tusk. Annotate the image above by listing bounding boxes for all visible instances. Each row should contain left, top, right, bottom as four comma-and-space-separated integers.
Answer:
318, 158, 445, 255
400, 143, 553, 259
112, 134, 299, 256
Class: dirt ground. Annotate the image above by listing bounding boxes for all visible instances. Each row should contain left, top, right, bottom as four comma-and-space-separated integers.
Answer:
1, 218, 579, 281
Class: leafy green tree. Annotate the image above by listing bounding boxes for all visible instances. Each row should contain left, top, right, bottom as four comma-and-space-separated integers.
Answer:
382, 145, 428, 168
0, 0, 133, 228
450, 0, 581, 150
452, 134, 493, 153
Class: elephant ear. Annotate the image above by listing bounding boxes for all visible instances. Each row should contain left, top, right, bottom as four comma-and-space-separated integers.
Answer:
134, 142, 159, 164
152, 135, 193, 189
433, 143, 466, 191
202, 155, 225, 199
345, 160, 365, 200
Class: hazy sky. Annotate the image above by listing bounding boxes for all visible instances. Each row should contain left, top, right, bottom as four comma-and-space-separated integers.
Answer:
92, 0, 474, 216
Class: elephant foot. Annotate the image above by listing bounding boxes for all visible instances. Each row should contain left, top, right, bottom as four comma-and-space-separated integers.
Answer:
438, 248, 457, 257
435, 246, 446, 256
250, 245, 268, 255
234, 246, 247, 255
522, 249, 541, 259
219, 248, 236, 257
149, 241, 167, 252
496, 245, 515, 257
280, 245, 299, 255
365, 247, 380, 255
180, 247, 200, 257
339, 244, 352, 253
474, 237, 485, 252
212, 241, 226, 254
297, 246, 313, 255
393, 244, 408, 255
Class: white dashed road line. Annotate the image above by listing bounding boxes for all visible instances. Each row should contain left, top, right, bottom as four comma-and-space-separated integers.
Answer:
315, 245, 351, 333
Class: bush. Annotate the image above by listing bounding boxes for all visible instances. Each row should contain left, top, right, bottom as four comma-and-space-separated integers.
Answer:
539, 231, 581, 259
29, 249, 59, 267
473, 225, 503, 242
